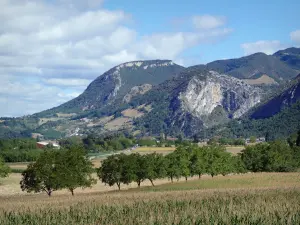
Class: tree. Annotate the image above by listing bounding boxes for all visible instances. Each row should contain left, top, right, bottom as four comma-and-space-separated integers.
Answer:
250, 136, 256, 143
127, 153, 144, 187
189, 146, 206, 179
265, 141, 294, 172
120, 154, 137, 186
231, 155, 247, 174
203, 145, 226, 177
165, 153, 181, 182
241, 141, 295, 172
144, 153, 167, 186
20, 150, 60, 196
56, 146, 96, 196
0, 157, 10, 178
174, 146, 191, 181
218, 151, 234, 176
241, 143, 268, 172
97, 154, 123, 190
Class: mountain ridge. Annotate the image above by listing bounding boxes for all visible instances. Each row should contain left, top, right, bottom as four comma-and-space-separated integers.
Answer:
2, 47, 300, 140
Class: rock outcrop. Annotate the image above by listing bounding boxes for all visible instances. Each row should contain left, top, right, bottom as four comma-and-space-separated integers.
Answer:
178, 71, 261, 122
123, 84, 152, 103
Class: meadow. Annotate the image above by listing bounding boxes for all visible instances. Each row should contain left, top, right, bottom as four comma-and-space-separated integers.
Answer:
133, 145, 245, 155
0, 172, 299, 224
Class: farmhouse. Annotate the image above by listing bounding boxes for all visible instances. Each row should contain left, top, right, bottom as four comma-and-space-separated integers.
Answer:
36, 141, 60, 149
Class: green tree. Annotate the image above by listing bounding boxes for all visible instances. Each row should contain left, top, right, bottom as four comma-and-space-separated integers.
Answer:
144, 153, 167, 186
20, 150, 60, 196
231, 155, 247, 174
189, 146, 206, 179
203, 145, 227, 177
128, 153, 145, 187
56, 146, 96, 196
241, 141, 295, 172
218, 151, 234, 176
265, 141, 294, 172
241, 143, 268, 172
97, 154, 123, 190
0, 157, 10, 178
120, 154, 137, 186
165, 153, 181, 183
250, 136, 256, 143
174, 146, 191, 181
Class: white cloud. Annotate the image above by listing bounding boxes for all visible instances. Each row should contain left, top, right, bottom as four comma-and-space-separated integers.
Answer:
241, 40, 285, 55
192, 15, 226, 30
0, 1, 232, 116
136, 29, 232, 59
290, 30, 300, 43
0, 75, 78, 117
43, 78, 91, 87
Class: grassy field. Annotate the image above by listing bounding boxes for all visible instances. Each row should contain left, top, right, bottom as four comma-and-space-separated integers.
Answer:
225, 145, 245, 155
0, 173, 299, 224
133, 145, 245, 156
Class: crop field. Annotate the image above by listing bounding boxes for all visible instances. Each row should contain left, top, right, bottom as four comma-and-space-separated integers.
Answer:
133, 146, 245, 155
7, 162, 30, 170
132, 147, 176, 155
0, 172, 299, 224
225, 145, 245, 155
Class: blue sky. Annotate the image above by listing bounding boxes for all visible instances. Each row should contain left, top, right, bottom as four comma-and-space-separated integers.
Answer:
0, 0, 300, 116
104, 0, 300, 62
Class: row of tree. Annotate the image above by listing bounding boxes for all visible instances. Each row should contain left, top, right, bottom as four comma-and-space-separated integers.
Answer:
98, 144, 246, 190
14, 132, 300, 196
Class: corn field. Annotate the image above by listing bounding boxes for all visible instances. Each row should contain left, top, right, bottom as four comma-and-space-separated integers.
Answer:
0, 187, 299, 225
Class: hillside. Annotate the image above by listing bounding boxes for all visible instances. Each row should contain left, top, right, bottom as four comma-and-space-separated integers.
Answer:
204, 52, 299, 82
250, 75, 300, 119
274, 47, 300, 70
133, 68, 262, 136
39, 60, 184, 115
2, 47, 300, 140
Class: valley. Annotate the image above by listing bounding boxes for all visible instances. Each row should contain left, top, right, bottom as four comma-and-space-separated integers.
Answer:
1, 1, 300, 224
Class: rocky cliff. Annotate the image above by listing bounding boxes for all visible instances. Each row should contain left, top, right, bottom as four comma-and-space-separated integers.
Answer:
179, 71, 261, 120
133, 69, 263, 135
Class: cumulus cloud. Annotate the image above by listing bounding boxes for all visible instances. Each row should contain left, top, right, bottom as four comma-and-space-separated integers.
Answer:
192, 15, 226, 30
241, 40, 285, 55
0, 1, 232, 116
0, 75, 79, 117
43, 78, 91, 87
290, 30, 300, 43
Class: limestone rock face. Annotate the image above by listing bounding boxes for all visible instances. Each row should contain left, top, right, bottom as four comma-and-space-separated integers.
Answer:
178, 71, 261, 122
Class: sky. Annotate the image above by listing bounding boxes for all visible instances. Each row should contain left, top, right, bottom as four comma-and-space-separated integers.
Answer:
1, 0, 300, 117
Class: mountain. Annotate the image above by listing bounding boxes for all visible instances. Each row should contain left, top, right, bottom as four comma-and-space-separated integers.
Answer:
40, 60, 184, 115
203, 52, 299, 82
133, 68, 262, 136
202, 75, 300, 140
2, 47, 300, 140
273, 47, 300, 70
251, 75, 300, 119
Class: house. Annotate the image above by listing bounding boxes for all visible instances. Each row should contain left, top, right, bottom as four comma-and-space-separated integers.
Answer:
36, 141, 60, 149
